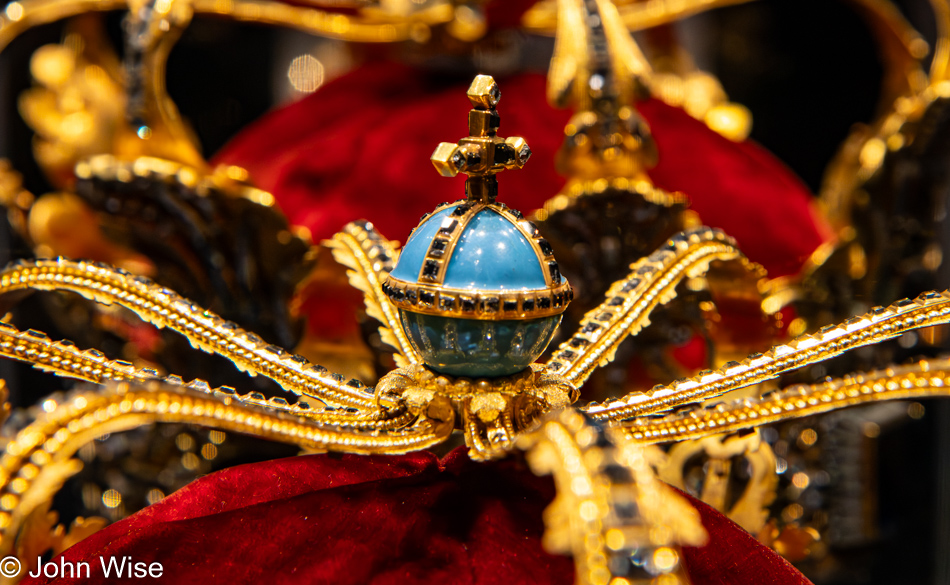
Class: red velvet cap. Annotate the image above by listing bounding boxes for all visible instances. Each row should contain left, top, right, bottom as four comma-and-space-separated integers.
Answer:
22, 450, 812, 585
214, 62, 833, 279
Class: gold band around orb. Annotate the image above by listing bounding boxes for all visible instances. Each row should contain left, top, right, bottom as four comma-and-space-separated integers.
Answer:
382, 277, 573, 320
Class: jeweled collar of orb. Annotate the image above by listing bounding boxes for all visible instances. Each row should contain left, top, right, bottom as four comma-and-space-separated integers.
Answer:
383, 75, 573, 323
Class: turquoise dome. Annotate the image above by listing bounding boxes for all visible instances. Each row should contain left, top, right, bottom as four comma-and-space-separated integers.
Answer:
384, 201, 572, 378
390, 206, 548, 291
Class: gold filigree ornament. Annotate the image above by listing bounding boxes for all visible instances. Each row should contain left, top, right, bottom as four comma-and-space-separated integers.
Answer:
2, 1, 950, 585
1, 84, 950, 585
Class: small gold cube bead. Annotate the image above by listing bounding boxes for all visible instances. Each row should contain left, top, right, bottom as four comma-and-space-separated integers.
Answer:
431, 142, 463, 177
466, 74, 501, 110
504, 136, 532, 169
468, 109, 500, 137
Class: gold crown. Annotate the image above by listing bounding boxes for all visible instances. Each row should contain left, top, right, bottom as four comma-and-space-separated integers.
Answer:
0, 0, 948, 583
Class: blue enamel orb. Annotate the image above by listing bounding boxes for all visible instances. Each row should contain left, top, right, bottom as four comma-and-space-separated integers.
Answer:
383, 202, 572, 378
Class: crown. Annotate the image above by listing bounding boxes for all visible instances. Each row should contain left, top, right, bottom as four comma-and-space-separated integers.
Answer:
0, 1, 948, 584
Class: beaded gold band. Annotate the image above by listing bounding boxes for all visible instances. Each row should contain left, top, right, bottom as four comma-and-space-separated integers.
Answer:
414, 201, 485, 286
382, 277, 573, 320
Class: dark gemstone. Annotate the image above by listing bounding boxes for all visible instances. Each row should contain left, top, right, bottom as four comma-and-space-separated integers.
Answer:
420, 291, 435, 306
489, 111, 500, 128
440, 296, 456, 311
537, 238, 554, 256
559, 350, 576, 360
548, 262, 561, 284
407, 289, 418, 304
509, 208, 524, 220
569, 338, 590, 348
603, 463, 633, 483
521, 221, 540, 236
422, 260, 440, 280
465, 150, 482, 166
438, 219, 458, 236
482, 297, 499, 312
608, 296, 624, 306
503, 300, 518, 312
346, 379, 363, 388
547, 362, 563, 370
419, 212, 431, 223
264, 344, 286, 356
581, 323, 601, 334
621, 279, 640, 293
431, 238, 448, 253
461, 297, 476, 312
330, 373, 345, 382
291, 354, 308, 364
553, 293, 563, 307
394, 289, 406, 302
523, 298, 535, 311
451, 205, 469, 217
538, 296, 551, 309
637, 265, 652, 275
597, 312, 612, 322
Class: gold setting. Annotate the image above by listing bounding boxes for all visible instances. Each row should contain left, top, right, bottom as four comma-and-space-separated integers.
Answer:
625, 358, 950, 444
586, 290, 950, 422
0, 0, 949, 583
546, 227, 754, 386
414, 202, 483, 285
382, 278, 574, 320
325, 220, 421, 367
376, 363, 577, 459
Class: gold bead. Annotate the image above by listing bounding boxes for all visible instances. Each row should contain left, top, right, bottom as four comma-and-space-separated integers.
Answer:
430, 142, 463, 177
466, 74, 500, 110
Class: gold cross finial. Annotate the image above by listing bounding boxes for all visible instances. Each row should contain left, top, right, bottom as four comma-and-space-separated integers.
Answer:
430, 75, 531, 203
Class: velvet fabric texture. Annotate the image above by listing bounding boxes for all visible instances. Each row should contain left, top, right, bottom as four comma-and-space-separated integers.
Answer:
23, 450, 811, 585
213, 62, 833, 280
